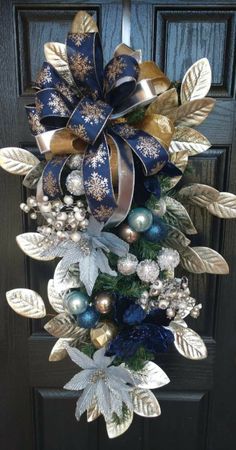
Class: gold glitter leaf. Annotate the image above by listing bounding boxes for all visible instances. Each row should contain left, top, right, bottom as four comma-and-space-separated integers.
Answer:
71, 11, 98, 33
169, 126, 211, 155
44, 312, 89, 339
193, 247, 229, 274
44, 42, 75, 87
49, 337, 77, 362
181, 58, 211, 104
179, 247, 206, 273
171, 324, 207, 360
167, 98, 215, 127
146, 88, 178, 116
207, 192, 236, 218
178, 184, 219, 207
131, 388, 161, 417
165, 197, 197, 235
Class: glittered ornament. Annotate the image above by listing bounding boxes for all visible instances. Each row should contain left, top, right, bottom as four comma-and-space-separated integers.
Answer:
118, 223, 140, 244
90, 321, 117, 348
66, 170, 84, 196
64, 290, 89, 315
117, 253, 138, 275
136, 259, 160, 283
127, 207, 153, 232
143, 217, 168, 242
94, 292, 114, 314
67, 154, 83, 170
157, 248, 180, 271
149, 280, 163, 297
77, 306, 100, 329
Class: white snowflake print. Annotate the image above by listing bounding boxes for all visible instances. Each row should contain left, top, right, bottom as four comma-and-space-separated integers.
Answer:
28, 111, 45, 135
35, 66, 52, 86
48, 93, 70, 116
117, 124, 137, 139
80, 101, 106, 125
93, 205, 114, 221
136, 136, 161, 158
84, 144, 107, 169
84, 172, 110, 201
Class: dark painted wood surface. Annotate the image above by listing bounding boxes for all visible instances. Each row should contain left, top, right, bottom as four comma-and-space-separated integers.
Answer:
0, 1, 236, 449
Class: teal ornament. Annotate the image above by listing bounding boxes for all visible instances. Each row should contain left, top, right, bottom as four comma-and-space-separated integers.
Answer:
128, 207, 153, 232
144, 217, 168, 242
77, 306, 100, 329
64, 290, 89, 315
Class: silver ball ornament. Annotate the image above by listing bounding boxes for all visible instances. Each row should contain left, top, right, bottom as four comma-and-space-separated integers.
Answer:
64, 290, 89, 315
67, 154, 83, 170
127, 207, 153, 232
117, 253, 138, 275
136, 260, 160, 283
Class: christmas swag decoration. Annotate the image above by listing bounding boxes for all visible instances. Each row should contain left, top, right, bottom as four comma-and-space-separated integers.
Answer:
1, 11, 236, 438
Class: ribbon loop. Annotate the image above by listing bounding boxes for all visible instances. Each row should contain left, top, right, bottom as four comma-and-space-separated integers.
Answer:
35, 88, 71, 128
67, 97, 113, 144
66, 32, 103, 99
104, 55, 139, 108
42, 156, 68, 199
112, 123, 168, 175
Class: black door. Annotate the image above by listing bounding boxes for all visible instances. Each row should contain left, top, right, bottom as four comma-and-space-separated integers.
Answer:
0, 1, 236, 449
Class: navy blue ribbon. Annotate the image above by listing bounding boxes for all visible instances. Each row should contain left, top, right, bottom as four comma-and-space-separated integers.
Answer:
26, 32, 178, 223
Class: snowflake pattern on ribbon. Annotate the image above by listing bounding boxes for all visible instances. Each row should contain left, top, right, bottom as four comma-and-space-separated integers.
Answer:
28, 111, 45, 135
84, 172, 110, 201
48, 93, 70, 116
106, 57, 127, 82
35, 65, 52, 87
84, 143, 107, 169
93, 205, 114, 221
68, 53, 93, 82
55, 83, 75, 102
136, 136, 161, 158
117, 124, 137, 139
80, 101, 107, 125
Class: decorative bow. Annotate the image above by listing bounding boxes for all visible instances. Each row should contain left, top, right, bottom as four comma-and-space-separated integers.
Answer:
26, 13, 181, 225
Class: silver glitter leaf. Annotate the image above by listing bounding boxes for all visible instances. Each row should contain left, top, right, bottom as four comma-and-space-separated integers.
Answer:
47, 279, 64, 313
16, 232, 55, 261
167, 98, 215, 127
128, 362, 170, 389
131, 388, 161, 417
179, 246, 206, 273
6, 288, 46, 318
44, 312, 87, 339
106, 408, 133, 439
23, 161, 45, 189
0, 147, 39, 175
193, 247, 229, 274
49, 337, 77, 362
53, 260, 80, 293
180, 58, 211, 104
165, 197, 197, 235
171, 324, 207, 360
79, 250, 98, 296
207, 192, 236, 218
178, 183, 219, 207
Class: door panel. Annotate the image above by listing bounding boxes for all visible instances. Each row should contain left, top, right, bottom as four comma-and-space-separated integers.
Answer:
0, 1, 236, 449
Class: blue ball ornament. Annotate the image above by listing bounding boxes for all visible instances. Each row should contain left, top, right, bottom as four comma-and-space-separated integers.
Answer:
77, 306, 100, 329
144, 217, 168, 242
127, 207, 153, 232
64, 290, 89, 315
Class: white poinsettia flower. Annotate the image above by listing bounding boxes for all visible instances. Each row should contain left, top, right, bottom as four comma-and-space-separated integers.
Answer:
64, 346, 136, 421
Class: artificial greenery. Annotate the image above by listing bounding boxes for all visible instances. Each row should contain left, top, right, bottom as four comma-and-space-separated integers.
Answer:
114, 346, 155, 372
131, 236, 162, 260
125, 106, 146, 125
80, 342, 96, 358
93, 271, 148, 298
112, 404, 131, 426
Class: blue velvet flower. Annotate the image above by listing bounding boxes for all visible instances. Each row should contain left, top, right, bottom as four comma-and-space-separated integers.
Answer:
107, 323, 174, 359
123, 304, 147, 325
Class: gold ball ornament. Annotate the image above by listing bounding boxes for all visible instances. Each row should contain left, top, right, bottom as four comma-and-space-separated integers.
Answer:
94, 292, 114, 314
118, 223, 140, 244
90, 321, 118, 349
